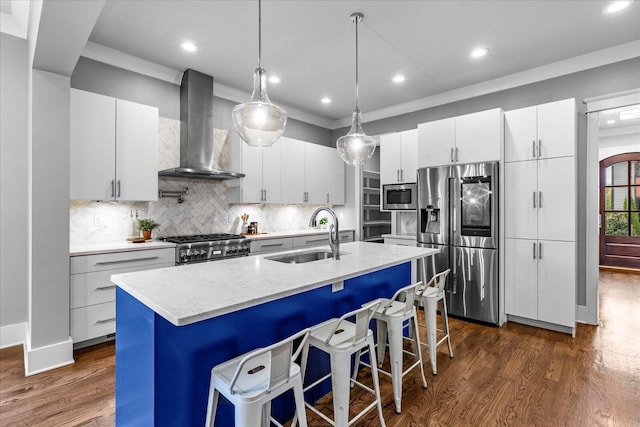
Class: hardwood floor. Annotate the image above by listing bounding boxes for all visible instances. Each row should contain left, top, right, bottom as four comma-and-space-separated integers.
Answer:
1, 271, 638, 426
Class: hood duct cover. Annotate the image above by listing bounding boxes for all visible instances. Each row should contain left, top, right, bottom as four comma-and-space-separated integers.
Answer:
159, 69, 245, 180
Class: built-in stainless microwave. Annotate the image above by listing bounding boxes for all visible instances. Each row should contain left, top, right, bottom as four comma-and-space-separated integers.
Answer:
382, 183, 417, 210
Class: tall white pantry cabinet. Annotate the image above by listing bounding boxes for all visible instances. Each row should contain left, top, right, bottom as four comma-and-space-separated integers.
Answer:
503, 98, 577, 333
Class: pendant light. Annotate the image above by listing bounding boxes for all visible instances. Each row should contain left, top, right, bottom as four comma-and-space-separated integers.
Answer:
232, 0, 287, 147
336, 12, 376, 166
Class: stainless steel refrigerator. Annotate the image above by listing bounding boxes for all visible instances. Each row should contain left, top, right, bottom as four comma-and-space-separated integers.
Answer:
417, 162, 499, 325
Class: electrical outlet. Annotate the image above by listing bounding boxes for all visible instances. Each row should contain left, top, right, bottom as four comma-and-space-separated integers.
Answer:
332, 281, 344, 293
93, 215, 103, 227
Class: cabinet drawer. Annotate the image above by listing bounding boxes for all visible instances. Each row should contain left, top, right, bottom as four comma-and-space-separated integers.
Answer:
292, 234, 330, 248
384, 237, 416, 246
71, 302, 116, 342
250, 238, 293, 254
70, 248, 175, 274
339, 231, 354, 243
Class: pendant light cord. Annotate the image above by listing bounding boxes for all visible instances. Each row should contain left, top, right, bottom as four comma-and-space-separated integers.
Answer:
258, 0, 262, 69
354, 13, 360, 113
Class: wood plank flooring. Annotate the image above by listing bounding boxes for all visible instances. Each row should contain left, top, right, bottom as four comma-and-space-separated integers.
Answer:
1, 270, 638, 426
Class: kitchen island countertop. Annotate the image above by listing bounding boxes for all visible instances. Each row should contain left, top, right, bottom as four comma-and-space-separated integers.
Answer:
111, 241, 437, 327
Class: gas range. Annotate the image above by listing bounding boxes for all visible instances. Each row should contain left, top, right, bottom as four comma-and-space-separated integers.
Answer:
159, 233, 251, 265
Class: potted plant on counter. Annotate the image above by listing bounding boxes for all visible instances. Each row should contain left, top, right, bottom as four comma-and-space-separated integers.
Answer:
137, 218, 160, 240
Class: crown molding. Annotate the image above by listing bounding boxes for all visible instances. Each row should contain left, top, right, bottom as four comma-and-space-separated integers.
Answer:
81, 41, 334, 129
330, 39, 640, 130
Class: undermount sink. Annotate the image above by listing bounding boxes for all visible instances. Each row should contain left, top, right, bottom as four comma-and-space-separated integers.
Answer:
266, 249, 343, 264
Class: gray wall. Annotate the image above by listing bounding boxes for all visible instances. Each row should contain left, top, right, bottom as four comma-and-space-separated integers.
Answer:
0, 33, 29, 330
71, 57, 332, 146
332, 57, 640, 307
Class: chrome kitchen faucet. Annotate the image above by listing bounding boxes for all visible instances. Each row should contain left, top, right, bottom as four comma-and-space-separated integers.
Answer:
309, 207, 340, 260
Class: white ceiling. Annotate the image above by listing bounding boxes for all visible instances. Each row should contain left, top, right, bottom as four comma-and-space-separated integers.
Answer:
3, 1, 640, 129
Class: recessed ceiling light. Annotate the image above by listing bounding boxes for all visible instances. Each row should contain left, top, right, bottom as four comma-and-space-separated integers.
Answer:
604, 1, 633, 13
607, 119, 616, 124
269, 75, 281, 84
321, 97, 331, 104
470, 47, 489, 58
181, 42, 197, 52
392, 75, 405, 83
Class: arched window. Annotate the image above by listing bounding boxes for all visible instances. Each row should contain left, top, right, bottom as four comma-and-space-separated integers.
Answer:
600, 153, 640, 268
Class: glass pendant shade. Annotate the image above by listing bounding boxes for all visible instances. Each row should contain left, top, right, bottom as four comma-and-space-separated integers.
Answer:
233, 67, 287, 147
337, 110, 376, 165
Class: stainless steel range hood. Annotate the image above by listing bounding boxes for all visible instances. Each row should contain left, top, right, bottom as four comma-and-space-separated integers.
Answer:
159, 69, 245, 180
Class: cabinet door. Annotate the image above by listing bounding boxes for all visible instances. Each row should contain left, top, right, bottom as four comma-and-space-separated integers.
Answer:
116, 99, 159, 201
380, 133, 401, 184
504, 161, 538, 239
70, 89, 116, 200
400, 129, 418, 183
305, 143, 326, 204
241, 144, 264, 203
326, 146, 345, 205
537, 98, 575, 159
261, 142, 282, 203
417, 117, 455, 168
537, 157, 575, 242
504, 238, 538, 319
455, 109, 502, 164
280, 137, 306, 204
537, 240, 575, 327
504, 106, 537, 162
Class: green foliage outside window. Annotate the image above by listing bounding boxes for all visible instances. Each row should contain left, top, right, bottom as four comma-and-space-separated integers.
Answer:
605, 191, 640, 236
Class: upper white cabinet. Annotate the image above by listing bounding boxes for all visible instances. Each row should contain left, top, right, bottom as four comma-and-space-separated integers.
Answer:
504, 98, 575, 162
417, 108, 502, 167
232, 142, 282, 203
380, 129, 418, 184
232, 137, 345, 205
70, 89, 158, 202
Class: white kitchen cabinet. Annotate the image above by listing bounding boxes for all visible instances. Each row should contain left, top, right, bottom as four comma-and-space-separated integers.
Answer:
280, 137, 306, 204
504, 238, 575, 328
249, 237, 293, 254
504, 98, 576, 162
381, 129, 418, 184
537, 157, 575, 242
306, 143, 345, 205
292, 230, 354, 249
417, 109, 502, 167
504, 161, 538, 240
70, 89, 158, 202
232, 142, 282, 203
70, 247, 174, 346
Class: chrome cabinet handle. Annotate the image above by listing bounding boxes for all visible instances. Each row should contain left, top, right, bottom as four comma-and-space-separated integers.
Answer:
111, 180, 115, 198
533, 192, 536, 208
95, 285, 116, 291
538, 242, 542, 259
117, 180, 121, 198
538, 191, 542, 208
326, 193, 330, 203
455, 147, 459, 162
264, 189, 267, 201
260, 242, 284, 248
538, 139, 542, 158
532, 140, 536, 158
450, 147, 454, 163
533, 242, 537, 259
95, 256, 159, 265
95, 318, 116, 324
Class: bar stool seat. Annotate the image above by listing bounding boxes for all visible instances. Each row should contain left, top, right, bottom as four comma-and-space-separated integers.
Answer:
415, 269, 453, 375
205, 328, 310, 427
296, 301, 386, 427
359, 282, 428, 413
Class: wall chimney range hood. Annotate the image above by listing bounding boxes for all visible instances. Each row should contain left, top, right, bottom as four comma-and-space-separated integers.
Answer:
159, 69, 245, 180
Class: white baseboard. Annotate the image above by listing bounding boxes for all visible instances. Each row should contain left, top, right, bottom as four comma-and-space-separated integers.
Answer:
24, 333, 74, 376
0, 322, 27, 349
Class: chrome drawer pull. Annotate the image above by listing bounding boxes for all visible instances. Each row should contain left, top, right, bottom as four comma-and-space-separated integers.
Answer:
260, 243, 284, 247
95, 256, 159, 265
95, 285, 116, 291
95, 318, 116, 324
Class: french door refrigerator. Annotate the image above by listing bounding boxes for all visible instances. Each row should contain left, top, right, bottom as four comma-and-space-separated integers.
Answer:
417, 162, 499, 325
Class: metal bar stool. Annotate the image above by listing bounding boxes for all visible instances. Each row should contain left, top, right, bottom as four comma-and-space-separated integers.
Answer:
295, 301, 386, 427
357, 282, 428, 413
205, 328, 311, 427
415, 268, 453, 375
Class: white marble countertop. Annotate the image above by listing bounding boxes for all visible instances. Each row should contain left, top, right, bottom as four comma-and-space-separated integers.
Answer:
242, 228, 355, 240
111, 241, 438, 327
70, 240, 176, 256
381, 234, 417, 241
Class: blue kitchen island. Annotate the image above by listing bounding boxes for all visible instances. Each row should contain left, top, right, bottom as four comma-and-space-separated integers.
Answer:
111, 242, 438, 426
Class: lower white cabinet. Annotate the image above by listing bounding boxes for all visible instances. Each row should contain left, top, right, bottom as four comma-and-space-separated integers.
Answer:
504, 238, 575, 328
250, 231, 354, 255
70, 248, 174, 345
